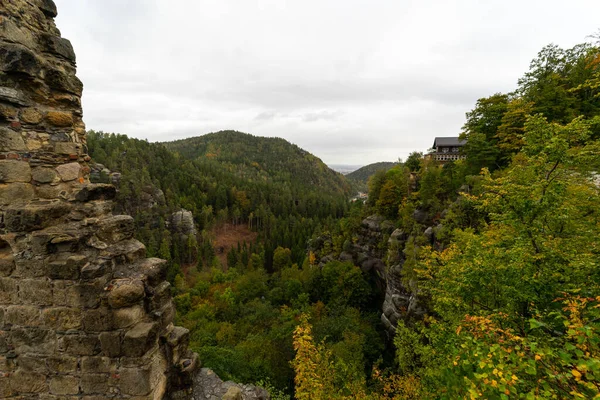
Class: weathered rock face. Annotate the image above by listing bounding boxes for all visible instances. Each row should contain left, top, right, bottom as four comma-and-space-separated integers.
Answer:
171, 209, 197, 240
315, 214, 429, 337
349, 216, 426, 335
193, 368, 269, 400
0, 1, 197, 398
382, 228, 427, 334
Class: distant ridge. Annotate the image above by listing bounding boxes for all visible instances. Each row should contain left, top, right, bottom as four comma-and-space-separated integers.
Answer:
329, 164, 363, 175
346, 161, 398, 183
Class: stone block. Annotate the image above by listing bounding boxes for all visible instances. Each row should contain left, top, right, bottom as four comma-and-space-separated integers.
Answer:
0, 103, 18, 120
52, 280, 82, 308
49, 255, 86, 280
9, 370, 48, 393
35, 182, 71, 199
148, 281, 171, 310
32, 167, 58, 183
154, 302, 176, 332
13, 257, 48, 278
50, 132, 71, 142
4, 200, 72, 232
18, 279, 53, 305
38, 0, 58, 17
45, 111, 73, 127
58, 333, 100, 356
30, 231, 65, 257
48, 259, 79, 280
76, 200, 114, 219
96, 215, 134, 243
56, 162, 81, 182
0, 7, 36, 47
41, 307, 82, 330
119, 367, 152, 396
165, 327, 190, 365
10, 327, 57, 355
82, 307, 113, 332
123, 322, 158, 358
87, 235, 108, 250
99, 331, 121, 358
0, 42, 41, 76
80, 373, 109, 395
4, 305, 40, 326
115, 258, 168, 286
0, 277, 19, 304
0, 250, 15, 276
46, 355, 78, 374
20, 108, 43, 124
112, 305, 144, 329
17, 355, 48, 373
0, 86, 29, 106
49, 375, 80, 395
74, 275, 110, 309
106, 239, 146, 266
0, 183, 35, 205
80, 258, 111, 280
223, 387, 243, 400
81, 356, 114, 374
74, 184, 116, 202
0, 128, 26, 151
46, 67, 84, 96
107, 279, 145, 309
0, 160, 31, 183
43, 35, 76, 62
53, 141, 81, 156
164, 325, 190, 350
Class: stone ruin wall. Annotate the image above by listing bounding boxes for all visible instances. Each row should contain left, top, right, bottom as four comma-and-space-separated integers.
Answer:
0, 1, 197, 398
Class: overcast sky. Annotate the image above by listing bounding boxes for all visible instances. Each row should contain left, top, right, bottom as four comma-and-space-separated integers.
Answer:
54, 0, 600, 166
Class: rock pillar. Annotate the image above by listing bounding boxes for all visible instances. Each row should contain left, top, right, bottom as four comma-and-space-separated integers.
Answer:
0, 1, 197, 398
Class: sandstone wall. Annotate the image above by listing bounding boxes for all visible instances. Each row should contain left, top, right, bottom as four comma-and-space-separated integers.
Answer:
0, 1, 196, 398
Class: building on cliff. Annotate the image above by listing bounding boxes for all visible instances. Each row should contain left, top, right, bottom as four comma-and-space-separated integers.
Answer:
0, 1, 267, 399
425, 136, 467, 163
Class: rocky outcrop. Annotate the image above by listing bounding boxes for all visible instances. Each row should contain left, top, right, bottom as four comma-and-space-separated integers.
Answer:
192, 368, 269, 400
312, 213, 431, 337
350, 216, 427, 334
0, 1, 197, 398
90, 162, 122, 186
90, 162, 165, 211
381, 228, 427, 334
171, 209, 197, 240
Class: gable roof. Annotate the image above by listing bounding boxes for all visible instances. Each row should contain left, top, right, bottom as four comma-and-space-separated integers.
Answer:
432, 137, 467, 148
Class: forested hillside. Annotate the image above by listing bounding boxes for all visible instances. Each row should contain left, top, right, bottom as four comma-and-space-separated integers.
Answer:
164, 130, 350, 195
88, 130, 350, 268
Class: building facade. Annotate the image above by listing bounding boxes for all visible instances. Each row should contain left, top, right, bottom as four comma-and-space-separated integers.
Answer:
426, 137, 467, 163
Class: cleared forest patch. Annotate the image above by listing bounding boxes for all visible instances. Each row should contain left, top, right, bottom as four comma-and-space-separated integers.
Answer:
211, 223, 258, 268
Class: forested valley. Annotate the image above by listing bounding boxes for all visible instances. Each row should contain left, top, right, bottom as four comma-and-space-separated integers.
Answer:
88, 39, 600, 399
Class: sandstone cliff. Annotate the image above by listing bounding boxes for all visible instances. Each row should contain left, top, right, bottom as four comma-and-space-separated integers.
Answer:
0, 1, 198, 398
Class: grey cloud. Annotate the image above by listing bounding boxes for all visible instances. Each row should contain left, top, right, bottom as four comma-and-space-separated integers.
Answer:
301, 110, 344, 122
55, 0, 600, 165
254, 111, 277, 121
